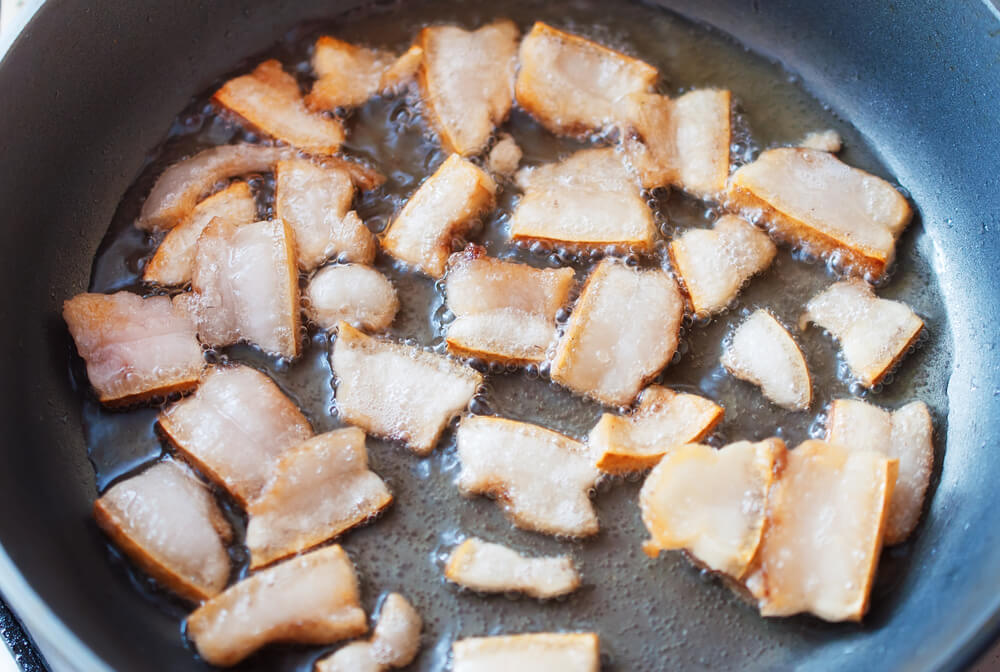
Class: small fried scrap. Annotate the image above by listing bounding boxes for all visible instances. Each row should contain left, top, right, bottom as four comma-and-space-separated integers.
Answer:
416, 21, 519, 156
306, 37, 399, 111
669, 214, 776, 316
486, 133, 523, 178
136, 144, 291, 232
744, 440, 897, 622
444, 537, 580, 599
618, 89, 731, 198
444, 247, 575, 365
551, 259, 684, 407
801, 279, 923, 387
453, 633, 600, 672
800, 129, 842, 153
93, 459, 231, 603
509, 148, 656, 253
382, 154, 496, 278
246, 428, 392, 569
639, 439, 784, 579
63, 291, 203, 407
306, 264, 399, 333
331, 322, 483, 455
186, 545, 367, 667
516, 21, 657, 137
455, 416, 600, 537
213, 59, 345, 155
144, 181, 257, 286
827, 399, 933, 544
728, 147, 913, 279
721, 310, 811, 411
315, 593, 422, 672
184, 218, 301, 358
589, 386, 723, 474
275, 157, 376, 269
158, 365, 312, 506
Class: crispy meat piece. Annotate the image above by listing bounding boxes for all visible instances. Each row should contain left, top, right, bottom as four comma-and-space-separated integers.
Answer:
331, 322, 483, 454
455, 416, 600, 537
826, 399, 933, 544
63, 291, 203, 407
639, 438, 784, 579
721, 310, 812, 411
274, 157, 377, 269
551, 259, 684, 407
800, 129, 842, 153
185, 218, 301, 359
306, 264, 399, 333
452, 633, 600, 672
158, 365, 312, 506
306, 37, 398, 110
144, 181, 257, 286
589, 385, 723, 474
485, 133, 523, 178
381, 154, 496, 278
444, 537, 581, 599
669, 214, 776, 316
744, 440, 897, 622
800, 279, 923, 387
315, 593, 422, 672
93, 459, 231, 602
516, 21, 657, 137
246, 427, 393, 569
213, 59, 345, 155
186, 545, 367, 666
509, 148, 656, 253
728, 147, 913, 279
444, 248, 575, 365
416, 21, 519, 155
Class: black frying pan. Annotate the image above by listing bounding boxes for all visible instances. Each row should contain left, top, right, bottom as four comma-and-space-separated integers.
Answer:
1, 0, 999, 670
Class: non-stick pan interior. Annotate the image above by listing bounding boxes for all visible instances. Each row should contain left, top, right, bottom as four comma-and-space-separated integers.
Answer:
0, 1, 998, 671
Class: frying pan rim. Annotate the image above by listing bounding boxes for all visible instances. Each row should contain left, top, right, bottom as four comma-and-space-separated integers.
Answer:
0, 0, 998, 670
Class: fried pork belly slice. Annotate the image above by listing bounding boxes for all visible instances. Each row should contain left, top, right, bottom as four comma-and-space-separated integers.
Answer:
721, 310, 811, 411
137, 143, 291, 232
331, 322, 482, 454
617, 89, 731, 198
800, 129, 842, 153
93, 459, 231, 603
444, 538, 580, 599
306, 264, 399, 333
158, 365, 312, 505
186, 545, 367, 667
453, 633, 600, 672
745, 440, 896, 622
509, 148, 656, 253
801, 279, 924, 387
306, 36, 397, 110
144, 181, 257, 286
246, 427, 393, 569
826, 399, 933, 544
63, 291, 203, 406
639, 439, 783, 579
456, 416, 600, 537
516, 21, 657, 137
669, 215, 776, 316
275, 157, 376, 269
315, 593, 422, 672
416, 21, 519, 156
589, 386, 723, 474
551, 259, 683, 407
486, 133, 522, 178
187, 218, 301, 358
728, 147, 913, 279
213, 59, 345, 155
444, 249, 574, 365
382, 154, 496, 278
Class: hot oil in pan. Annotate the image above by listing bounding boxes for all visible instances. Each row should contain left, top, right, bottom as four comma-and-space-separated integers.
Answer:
78, 0, 952, 669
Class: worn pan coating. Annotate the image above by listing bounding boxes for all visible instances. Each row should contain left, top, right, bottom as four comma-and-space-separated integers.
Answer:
0, 0, 999, 670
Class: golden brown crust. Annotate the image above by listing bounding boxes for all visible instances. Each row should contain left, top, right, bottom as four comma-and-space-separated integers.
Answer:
594, 406, 722, 474
98, 377, 200, 409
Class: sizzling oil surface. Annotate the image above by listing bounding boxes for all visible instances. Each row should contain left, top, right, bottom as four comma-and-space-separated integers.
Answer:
77, 0, 951, 669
